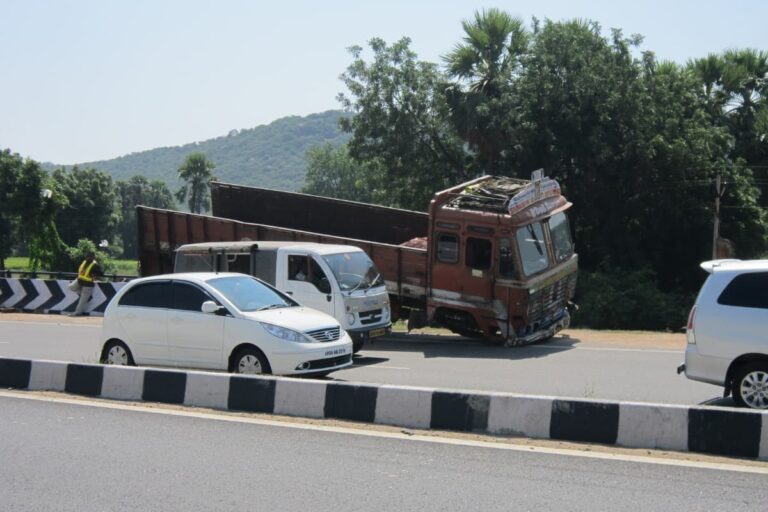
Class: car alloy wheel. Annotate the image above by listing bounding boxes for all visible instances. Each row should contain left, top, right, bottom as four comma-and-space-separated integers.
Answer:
739, 368, 768, 409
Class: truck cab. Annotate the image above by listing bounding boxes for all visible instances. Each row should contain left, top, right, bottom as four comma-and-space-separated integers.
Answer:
426, 172, 577, 345
174, 241, 391, 352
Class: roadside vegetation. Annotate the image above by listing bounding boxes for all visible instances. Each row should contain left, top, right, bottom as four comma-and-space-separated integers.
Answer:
1, 9, 766, 330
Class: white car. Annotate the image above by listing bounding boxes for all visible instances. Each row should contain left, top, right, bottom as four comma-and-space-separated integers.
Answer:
100, 272, 353, 376
681, 259, 768, 409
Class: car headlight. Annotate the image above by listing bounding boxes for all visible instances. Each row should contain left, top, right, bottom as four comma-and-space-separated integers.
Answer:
260, 323, 308, 343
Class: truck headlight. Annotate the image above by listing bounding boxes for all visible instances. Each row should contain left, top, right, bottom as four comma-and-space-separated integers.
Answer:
260, 323, 308, 343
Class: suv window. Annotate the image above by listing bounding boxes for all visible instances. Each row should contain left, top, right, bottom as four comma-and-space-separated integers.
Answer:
118, 281, 171, 308
717, 272, 768, 309
172, 281, 214, 312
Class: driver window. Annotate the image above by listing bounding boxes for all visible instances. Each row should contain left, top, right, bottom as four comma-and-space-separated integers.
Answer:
288, 255, 309, 282
309, 258, 331, 293
288, 255, 330, 293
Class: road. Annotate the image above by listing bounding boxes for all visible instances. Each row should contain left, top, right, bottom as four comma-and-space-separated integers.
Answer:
0, 314, 725, 405
0, 393, 765, 512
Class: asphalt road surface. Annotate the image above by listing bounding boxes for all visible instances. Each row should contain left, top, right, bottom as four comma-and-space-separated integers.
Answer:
0, 314, 726, 406
1, 394, 765, 512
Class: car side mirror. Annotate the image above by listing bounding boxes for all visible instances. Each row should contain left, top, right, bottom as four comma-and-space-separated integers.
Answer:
201, 300, 223, 314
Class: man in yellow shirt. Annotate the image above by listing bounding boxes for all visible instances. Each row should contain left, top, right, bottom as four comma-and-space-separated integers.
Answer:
72, 251, 102, 316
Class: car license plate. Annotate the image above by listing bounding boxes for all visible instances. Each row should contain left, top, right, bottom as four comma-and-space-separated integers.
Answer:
368, 328, 386, 338
324, 347, 348, 357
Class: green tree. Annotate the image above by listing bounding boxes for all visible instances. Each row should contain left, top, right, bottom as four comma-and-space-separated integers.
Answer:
338, 37, 468, 210
0, 149, 70, 271
117, 175, 176, 258
690, 49, 768, 167
443, 8, 529, 173
301, 143, 379, 203
51, 166, 121, 248
176, 153, 216, 214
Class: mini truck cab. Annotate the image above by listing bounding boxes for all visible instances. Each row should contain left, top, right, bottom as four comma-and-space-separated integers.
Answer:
174, 241, 392, 352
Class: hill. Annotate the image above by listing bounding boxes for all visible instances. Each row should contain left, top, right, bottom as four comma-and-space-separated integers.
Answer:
48, 110, 349, 191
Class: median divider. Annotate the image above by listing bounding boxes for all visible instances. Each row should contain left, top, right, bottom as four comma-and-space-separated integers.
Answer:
1, 356, 766, 460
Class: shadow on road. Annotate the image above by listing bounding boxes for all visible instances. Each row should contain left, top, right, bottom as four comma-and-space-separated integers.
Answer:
699, 396, 737, 408
358, 332, 581, 361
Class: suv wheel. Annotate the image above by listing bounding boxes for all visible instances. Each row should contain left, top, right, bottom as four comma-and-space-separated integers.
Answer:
732, 363, 768, 409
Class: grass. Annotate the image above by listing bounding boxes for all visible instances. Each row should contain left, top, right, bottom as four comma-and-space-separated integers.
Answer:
2, 256, 139, 276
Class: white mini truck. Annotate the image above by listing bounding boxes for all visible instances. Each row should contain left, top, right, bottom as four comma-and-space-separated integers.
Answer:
174, 241, 392, 352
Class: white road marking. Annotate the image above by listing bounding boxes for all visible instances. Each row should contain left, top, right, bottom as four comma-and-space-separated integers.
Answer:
527, 345, 681, 355
351, 365, 410, 370
1, 390, 765, 475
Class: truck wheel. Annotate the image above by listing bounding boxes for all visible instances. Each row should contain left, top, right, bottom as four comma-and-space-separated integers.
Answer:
352, 338, 364, 354
233, 347, 271, 375
732, 363, 768, 409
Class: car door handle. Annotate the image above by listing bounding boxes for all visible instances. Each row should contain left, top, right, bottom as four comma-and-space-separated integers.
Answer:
286, 291, 293, 295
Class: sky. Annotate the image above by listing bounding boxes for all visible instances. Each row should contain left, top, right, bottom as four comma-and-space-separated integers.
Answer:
2, 0, 767, 165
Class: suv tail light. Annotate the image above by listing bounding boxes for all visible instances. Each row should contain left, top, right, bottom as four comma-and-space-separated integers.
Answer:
686, 305, 697, 344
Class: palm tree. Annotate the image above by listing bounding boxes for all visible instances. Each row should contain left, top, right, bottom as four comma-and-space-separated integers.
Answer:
176, 153, 216, 214
444, 8, 528, 95
443, 9, 529, 173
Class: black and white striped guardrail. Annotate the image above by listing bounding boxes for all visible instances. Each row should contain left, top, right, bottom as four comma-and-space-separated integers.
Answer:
0, 278, 126, 316
0, 357, 766, 460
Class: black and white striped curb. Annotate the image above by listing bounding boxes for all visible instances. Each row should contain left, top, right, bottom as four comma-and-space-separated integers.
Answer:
1, 357, 766, 460
0, 278, 126, 316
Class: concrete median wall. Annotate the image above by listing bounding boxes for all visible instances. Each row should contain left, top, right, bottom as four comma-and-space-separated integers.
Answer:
1, 356, 766, 460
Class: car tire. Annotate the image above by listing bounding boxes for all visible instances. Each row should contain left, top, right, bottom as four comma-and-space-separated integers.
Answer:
101, 340, 135, 366
233, 347, 271, 375
732, 363, 768, 409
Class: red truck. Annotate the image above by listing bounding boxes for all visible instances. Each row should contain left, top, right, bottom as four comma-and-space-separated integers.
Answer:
138, 171, 577, 346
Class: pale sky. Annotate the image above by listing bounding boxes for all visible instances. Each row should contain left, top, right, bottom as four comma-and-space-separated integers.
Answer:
2, 0, 766, 164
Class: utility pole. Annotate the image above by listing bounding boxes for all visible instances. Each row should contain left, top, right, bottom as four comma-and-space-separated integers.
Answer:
712, 172, 721, 259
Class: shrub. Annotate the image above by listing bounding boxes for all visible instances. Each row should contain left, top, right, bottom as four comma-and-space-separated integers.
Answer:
572, 266, 694, 331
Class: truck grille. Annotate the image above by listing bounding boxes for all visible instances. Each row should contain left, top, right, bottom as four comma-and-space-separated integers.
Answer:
359, 309, 383, 325
527, 273, 577, 323
306, 327, 342, 342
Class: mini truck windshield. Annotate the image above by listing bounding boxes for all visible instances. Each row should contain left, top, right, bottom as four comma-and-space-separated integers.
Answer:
323, 252, 384, 292
207, 275, 297, 312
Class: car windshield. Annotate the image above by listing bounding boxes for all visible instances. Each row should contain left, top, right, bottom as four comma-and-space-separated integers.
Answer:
207, 275, 296, 312
323, 252, 384, 292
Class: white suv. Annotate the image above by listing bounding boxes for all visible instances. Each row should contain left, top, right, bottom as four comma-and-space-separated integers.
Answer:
681, 260, 768, 409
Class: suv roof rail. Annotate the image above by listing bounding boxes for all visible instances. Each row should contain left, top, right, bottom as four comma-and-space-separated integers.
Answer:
700, 259, 742, 273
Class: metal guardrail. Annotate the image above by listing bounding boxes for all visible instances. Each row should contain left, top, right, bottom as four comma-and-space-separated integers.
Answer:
0, 270, 135, 282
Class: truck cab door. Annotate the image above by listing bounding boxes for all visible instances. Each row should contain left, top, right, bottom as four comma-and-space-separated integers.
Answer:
283, 254, 336, 317
463, 236, 494, 302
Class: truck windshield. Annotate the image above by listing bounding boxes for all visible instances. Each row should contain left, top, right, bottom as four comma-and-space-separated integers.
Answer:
207, 275, 296, 312
323, 252, 384, 292
548, 212, 573, 262
516, 222, 549, 276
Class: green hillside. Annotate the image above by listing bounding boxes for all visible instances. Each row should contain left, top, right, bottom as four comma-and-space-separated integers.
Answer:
50, 110, 349, 191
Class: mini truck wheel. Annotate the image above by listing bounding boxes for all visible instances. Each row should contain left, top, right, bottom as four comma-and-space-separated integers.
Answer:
732, 363, 768, 409
101, 340, 135, 366
233, 346, 271, 375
